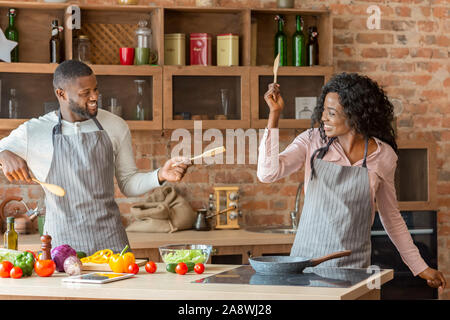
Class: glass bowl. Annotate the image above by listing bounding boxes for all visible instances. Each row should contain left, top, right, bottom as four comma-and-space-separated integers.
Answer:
158, 244, 212, 264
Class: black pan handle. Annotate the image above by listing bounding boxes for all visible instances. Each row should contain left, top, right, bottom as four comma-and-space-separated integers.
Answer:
310, 250, 352, 267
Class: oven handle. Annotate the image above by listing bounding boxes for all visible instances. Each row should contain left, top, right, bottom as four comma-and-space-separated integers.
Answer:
371, 228, 434, 236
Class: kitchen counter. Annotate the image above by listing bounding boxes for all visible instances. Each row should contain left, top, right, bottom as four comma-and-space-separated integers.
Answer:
18, 230, 295, 263
0, 263, 393, 300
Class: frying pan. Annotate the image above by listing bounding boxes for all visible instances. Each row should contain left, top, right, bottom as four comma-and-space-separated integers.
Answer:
249, 250, 351, 275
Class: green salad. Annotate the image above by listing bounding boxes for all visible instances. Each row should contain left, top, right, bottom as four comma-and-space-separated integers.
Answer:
0, 248, 22, 263
162, 249, 207, 264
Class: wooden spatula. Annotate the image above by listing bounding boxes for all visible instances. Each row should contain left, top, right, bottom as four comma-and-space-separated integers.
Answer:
0, 165, 65, 197
273, 53, 280, 84
171, 146, 226, 167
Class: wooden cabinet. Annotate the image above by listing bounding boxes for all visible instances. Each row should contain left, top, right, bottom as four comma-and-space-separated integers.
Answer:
395, 140, 437, 211
0, 2, 332, 131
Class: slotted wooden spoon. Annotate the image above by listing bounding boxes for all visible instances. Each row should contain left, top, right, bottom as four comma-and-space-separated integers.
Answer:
171, 146, 226, 167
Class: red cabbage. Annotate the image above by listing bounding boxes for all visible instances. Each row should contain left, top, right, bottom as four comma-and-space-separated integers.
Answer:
51, 244, 77, 272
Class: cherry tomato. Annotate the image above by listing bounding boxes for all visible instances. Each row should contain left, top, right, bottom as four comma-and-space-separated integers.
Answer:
194, 263, 205, 274
145, 261, 157, 274
127, 263, 139, 274
10, 267, 23, 279
175, 262, 188, 275
0, 261, 14, 278
34, 259, 56, 277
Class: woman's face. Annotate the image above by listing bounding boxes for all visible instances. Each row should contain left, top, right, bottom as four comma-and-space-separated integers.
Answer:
321, 92, 353, 138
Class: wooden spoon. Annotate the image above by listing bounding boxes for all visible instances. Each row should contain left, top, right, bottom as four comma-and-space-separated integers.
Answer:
0, 165, 65, 197
31, 178, 66, 197
171, 146, 226, 167
273, 53, 280, 84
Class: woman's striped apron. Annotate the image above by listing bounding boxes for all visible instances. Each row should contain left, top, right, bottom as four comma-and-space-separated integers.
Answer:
291, 137, 372, 268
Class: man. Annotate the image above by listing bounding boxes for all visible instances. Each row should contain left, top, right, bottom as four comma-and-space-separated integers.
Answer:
0, 60, 190, 255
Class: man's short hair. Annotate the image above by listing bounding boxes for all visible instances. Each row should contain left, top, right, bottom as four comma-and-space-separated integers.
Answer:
53, 60, 93, 90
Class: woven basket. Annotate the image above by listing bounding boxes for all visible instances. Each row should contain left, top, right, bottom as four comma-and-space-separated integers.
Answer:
80, 23, 136, 65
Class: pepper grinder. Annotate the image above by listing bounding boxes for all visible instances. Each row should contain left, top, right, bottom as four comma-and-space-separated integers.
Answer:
40, 234, 52, 260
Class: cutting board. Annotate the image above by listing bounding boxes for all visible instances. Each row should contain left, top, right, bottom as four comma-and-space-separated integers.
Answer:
81, 259, 148, 271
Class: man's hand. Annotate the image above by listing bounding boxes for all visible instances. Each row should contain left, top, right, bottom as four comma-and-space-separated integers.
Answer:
157, 157, 191, 184
419, 267, 447, 291
0, 150, 32, 183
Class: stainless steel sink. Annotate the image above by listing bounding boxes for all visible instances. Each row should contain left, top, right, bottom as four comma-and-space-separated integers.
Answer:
245, 226, 297, 234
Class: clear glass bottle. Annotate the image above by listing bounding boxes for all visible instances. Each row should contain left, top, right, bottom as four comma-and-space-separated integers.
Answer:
134, 80, 149, 120
293, 15, 306, 66
8, 88, 18, 119
274, 15, 287, 66
5, 8, 19, 62
77, 35, 91, 64
4, 217, 18, 250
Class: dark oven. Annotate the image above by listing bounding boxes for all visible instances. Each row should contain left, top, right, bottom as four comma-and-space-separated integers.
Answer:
371, 211, 437, 300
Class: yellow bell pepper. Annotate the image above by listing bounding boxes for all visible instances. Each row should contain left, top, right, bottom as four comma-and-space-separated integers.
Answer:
108, 245, 135, 273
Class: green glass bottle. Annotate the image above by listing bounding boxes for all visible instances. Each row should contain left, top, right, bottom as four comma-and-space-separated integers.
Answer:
4, 217, 18, 250
5, 8, 19, 62
292, 15, 306, 66
307, 26, 319, 66
274, 15, 287, 66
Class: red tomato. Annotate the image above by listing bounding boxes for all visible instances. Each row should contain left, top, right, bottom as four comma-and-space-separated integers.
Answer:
0, 261, 14, 278
34, 259, 56, 277
145, 261, 157, 274
10, 267, 23, 279
127, 263, 139, 274
194, 263, 205, 274
175, 262, 188, 275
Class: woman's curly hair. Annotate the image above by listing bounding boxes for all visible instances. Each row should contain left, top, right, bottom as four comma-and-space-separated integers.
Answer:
311, 72, 398, 153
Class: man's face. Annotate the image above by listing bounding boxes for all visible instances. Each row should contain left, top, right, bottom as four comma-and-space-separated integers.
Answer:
62, 75, 99, 120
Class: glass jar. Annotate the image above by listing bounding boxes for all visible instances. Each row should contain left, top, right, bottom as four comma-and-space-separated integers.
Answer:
77, 35, 92, 64
134, 79, 151, 120
135, 20, 152, 49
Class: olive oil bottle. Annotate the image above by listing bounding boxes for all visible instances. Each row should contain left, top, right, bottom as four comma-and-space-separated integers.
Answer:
4, 217, 18, 250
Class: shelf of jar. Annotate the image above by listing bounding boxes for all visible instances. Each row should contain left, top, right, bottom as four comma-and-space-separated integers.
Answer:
250, 66, 333, 129
163, 65, 250, 129
0, 62, 162, 75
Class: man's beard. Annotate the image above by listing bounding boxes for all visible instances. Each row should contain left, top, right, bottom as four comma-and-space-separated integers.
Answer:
68, 99, 97, 119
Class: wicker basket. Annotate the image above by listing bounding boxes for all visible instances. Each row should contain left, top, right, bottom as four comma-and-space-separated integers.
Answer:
80, 23, 136, 65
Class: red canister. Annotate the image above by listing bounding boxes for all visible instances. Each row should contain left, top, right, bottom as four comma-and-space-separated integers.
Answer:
190, 33, 212, 66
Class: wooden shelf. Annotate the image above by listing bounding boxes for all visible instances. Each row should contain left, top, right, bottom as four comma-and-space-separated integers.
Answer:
251, 66, 333, 129
395, 140, 437, 211
163, 65, 250, 129
0, 3, 333, 131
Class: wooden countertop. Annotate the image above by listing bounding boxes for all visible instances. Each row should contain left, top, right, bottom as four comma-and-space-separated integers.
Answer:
18, 229, 296, 251
0, 263, 393, 300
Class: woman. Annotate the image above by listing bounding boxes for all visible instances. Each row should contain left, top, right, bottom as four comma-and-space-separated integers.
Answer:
257, 72, 446, 291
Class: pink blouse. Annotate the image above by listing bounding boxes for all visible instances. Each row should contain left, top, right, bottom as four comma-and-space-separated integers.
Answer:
257, 128, 428, 276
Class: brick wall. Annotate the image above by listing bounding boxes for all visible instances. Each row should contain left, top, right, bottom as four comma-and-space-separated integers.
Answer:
1, 0, 448, 298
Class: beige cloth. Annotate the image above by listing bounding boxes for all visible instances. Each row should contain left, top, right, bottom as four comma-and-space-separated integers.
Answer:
126, 186, 196, 233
